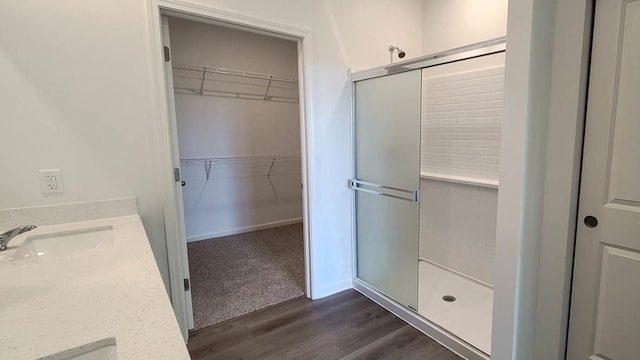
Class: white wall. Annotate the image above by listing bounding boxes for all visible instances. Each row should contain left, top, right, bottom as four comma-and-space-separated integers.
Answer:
168, 18, 302, 241
0, 0, 424, 299
0, 0, 171, 288
420, 180, 498, 284
169, 18, 299, 77
326, 0, 424, 68
422, 0, 508, 54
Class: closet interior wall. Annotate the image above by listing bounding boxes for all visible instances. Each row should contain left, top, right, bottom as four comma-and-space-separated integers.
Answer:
168, 18, 302, 242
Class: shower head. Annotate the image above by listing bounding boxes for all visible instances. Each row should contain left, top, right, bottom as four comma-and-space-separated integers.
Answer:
388, 45, 406, 63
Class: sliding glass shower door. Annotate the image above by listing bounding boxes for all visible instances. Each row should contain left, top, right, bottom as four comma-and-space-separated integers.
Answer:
353, 70, 421, 310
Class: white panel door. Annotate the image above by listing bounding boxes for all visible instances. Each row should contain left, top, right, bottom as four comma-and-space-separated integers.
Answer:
567, 1, 640, 359
161, 16, 194, 333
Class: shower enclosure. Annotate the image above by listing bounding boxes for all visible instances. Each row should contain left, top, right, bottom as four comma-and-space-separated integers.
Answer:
350, 38, 505, 360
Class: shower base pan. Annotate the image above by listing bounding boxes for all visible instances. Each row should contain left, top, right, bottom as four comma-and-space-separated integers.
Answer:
418, 260, 493, 355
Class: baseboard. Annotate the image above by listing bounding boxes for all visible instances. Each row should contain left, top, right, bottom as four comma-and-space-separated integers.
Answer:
352, 278, 489, 360
187, 218, 303, 242
311, 279, 353, 300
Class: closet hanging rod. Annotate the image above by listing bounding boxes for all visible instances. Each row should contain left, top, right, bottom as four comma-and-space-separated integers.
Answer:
172, 64, 299, 84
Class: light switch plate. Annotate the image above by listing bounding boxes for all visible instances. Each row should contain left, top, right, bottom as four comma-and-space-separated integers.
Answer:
39, 169, 64, 194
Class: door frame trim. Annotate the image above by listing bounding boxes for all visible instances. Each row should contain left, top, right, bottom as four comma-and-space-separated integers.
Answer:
146, 0, 315, 340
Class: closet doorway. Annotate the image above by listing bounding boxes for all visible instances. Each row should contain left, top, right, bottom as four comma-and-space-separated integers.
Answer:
162, 15, 308, 333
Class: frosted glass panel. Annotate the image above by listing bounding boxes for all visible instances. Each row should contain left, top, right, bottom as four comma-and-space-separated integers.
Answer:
354, 70, 421, 309
356, 192, 419, 308
355, 71, 422, 190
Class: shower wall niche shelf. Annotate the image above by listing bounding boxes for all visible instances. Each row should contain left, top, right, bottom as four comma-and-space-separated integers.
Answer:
420, 172, 498, 189
172, 64, 299, 103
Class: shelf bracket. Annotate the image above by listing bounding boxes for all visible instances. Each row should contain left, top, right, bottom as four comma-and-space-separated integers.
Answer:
267, 175, 278, 199
266, 157, 276, 177
264, 76, 272, 100
204, 160, 212, 181
199, 66, 206, 95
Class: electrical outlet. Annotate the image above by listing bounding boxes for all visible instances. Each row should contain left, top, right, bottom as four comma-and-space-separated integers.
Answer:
39, 169, 64, 194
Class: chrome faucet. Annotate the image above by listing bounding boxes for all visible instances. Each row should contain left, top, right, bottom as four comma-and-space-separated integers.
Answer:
0, 225, 37, 251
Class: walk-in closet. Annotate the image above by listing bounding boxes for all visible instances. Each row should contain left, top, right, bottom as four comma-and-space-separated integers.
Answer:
166, 16, 305, 332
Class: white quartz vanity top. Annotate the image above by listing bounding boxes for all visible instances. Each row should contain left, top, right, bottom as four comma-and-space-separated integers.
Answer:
0, 215, 190, 360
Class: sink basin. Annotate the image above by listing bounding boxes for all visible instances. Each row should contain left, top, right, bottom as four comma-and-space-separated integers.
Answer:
38, 338, 116, 360
9, 226, 113, 262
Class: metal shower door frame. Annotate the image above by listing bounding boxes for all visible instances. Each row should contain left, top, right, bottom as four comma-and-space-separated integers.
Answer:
348, 37, 507, 360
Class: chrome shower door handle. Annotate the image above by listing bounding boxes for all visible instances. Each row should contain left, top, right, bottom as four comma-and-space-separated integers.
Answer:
349, 179, 419, 202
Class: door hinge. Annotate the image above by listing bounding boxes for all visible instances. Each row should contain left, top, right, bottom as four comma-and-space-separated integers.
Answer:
184, 278, 190, 291
163, 46, 171, 62
174, 167, 181, 182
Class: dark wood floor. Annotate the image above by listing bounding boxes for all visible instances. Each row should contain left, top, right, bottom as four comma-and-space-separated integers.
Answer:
187, 289, 462, 360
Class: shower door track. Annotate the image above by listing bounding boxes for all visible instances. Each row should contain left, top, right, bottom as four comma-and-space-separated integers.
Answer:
351, 37, 506, 82
353, 278, 490, 360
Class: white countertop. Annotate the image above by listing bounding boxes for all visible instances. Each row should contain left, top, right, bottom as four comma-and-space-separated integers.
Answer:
0, 215, 191, 360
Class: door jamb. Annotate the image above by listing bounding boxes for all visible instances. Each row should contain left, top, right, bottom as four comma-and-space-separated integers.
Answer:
146, 0, 315, 340
532, 0, 594, 358
492, 0, 594, 358
545, 0, 594, 358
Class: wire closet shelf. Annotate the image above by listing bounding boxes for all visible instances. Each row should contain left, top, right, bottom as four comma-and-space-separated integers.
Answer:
181, 155, 301, 181
172, 64, 299, 103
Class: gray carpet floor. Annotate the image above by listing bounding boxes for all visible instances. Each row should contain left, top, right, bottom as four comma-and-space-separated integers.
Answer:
187, 223, 305, 331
